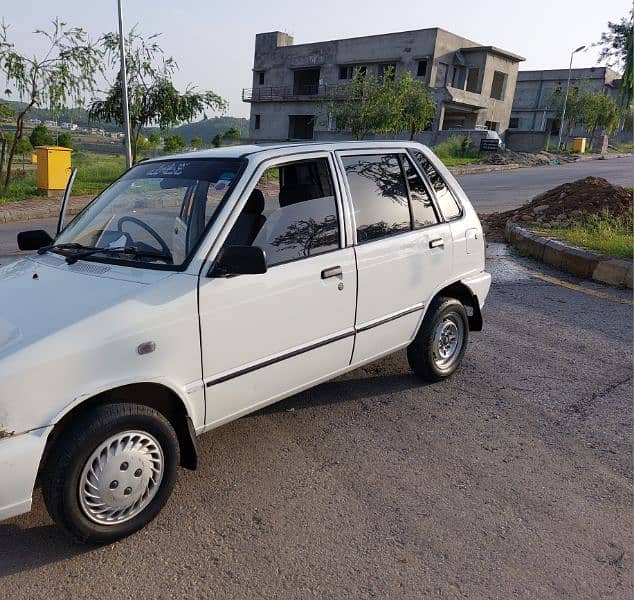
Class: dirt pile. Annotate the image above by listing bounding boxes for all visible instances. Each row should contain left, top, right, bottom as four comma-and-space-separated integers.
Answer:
481, 177, 633, 240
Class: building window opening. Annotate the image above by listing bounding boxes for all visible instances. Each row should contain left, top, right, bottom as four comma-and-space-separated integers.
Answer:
490, 71, 507, 100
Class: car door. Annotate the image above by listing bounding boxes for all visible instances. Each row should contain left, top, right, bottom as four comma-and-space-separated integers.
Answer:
335, 150, 453, 366
198, 153, 357, 427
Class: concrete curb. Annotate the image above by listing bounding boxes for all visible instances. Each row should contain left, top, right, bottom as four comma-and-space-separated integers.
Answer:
505, 223, 633, 289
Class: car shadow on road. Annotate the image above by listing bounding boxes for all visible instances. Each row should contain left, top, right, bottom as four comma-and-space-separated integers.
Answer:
258, 363, 429, 416
0, 522, 93, 577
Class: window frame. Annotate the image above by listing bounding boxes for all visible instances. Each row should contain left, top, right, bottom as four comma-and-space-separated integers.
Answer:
397, 153, 441, 230
335, 149, 416, 246
407, 148, 464, 222
215, 151, 348, 270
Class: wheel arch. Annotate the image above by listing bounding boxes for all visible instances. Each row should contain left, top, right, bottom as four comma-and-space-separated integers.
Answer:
427, 280, 483, 332
39, 382, 198, 479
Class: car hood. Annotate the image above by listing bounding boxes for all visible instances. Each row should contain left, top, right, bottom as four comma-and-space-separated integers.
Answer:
0, 254, 172, 358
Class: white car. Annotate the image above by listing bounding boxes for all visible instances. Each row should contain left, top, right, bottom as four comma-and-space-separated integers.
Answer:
0, 142, 490, 543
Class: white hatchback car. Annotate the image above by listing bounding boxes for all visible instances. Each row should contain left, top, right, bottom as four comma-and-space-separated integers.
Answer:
0, 142, 490, 543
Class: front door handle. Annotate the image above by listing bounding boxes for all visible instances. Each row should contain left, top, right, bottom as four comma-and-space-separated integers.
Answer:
321, 266, 342, 279
429, 238, 444, 249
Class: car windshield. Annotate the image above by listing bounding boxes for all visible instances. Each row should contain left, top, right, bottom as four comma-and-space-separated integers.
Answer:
54, 158, 244, 268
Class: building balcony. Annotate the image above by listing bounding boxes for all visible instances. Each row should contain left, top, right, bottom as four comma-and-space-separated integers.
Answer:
243, 84, 352, 102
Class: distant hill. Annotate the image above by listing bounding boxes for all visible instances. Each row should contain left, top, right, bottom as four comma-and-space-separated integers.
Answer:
0, 99, 248, 142
0, 99, 119, 131
145, 117, 249, 143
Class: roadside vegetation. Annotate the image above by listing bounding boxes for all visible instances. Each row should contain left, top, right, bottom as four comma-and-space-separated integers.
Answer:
532, 210, 633, 259
0, 152, 125, 203
432, 136, 484, 166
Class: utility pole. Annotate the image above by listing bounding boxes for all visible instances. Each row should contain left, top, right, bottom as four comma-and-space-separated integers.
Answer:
117, 0, 133, 169
557, 45, 586, 152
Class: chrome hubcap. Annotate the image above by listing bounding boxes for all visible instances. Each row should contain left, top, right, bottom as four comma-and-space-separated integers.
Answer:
432, 314, 464, 370
78, 430, 164, 525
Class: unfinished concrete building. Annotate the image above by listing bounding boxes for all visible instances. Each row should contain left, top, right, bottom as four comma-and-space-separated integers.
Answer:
506, 67, 623, 151
510, 66, 622, 135
243, 28, 524, 143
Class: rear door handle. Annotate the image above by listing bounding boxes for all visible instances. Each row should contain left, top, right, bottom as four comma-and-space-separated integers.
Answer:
321, 266, 342, 279
429, 238, 444, 249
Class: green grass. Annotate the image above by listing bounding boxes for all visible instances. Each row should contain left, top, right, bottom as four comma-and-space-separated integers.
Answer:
0, 152, 125, 203
432, 135, 484, 168
532, 211, 633, 259
439, 156, 485, 167
72, 153, 125, 195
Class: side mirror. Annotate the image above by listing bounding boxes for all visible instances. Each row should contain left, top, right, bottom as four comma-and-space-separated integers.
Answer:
209, 246, 267, 277
17, 229, 53, 251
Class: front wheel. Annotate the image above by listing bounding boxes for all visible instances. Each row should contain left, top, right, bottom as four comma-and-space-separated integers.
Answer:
42, 403, 180, 544
407, 296, 469, 382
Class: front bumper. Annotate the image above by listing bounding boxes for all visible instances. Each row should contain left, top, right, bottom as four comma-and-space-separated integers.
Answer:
0, 426, 52, 521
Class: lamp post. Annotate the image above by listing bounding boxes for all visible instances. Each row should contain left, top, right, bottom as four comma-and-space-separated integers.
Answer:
117, 0, 133, 169
557, 45, 586, 151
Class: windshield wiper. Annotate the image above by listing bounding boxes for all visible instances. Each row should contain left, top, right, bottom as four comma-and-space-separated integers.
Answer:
64, 245, 173, 265
37, 242, 86, 255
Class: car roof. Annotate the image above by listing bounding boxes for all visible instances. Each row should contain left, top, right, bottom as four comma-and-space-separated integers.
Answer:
144, 140, 429, 163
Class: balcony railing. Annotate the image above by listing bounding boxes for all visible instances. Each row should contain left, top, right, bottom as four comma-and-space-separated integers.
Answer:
243, 84, 353, 102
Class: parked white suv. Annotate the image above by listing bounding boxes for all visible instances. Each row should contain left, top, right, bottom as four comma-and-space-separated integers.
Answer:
0, 142, 490, 543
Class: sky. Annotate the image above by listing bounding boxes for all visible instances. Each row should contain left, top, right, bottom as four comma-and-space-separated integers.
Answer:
0, 0, 630, 118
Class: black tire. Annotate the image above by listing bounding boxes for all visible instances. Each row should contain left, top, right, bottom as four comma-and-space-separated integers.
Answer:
407, 296, 469, 382
42, 402, 180, 544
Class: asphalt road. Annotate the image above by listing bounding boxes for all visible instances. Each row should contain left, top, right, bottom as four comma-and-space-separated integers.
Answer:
456, 155, 634, 213
1, 156, 632, 264
0, 244, 632, 599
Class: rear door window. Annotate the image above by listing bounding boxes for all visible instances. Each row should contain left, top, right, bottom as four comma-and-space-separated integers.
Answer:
341, 154, 411, 243
411, 151, 462, 221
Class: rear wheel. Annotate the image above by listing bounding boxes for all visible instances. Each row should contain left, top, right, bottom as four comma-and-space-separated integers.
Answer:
42, 403, 179, 544
407, 296, 469, 382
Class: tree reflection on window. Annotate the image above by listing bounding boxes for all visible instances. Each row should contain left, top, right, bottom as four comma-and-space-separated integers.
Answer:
270, 215, 338, 261
342, 154, 412, 243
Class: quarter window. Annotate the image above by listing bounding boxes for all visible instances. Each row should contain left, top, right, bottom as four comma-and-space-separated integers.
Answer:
401, 155, 439, 228
412, 151, 462, 221
342, 154, 411, 243
225, 158, 340, 267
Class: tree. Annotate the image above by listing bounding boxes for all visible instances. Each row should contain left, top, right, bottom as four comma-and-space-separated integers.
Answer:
583, 91, 620, 148
57, 131, 73, 149
326, 69, 402, 140
29, 123, 54, 147
0, 102, 15, 178
190, 136, 204, 149
395, 72, 436, 140
163, 134, 184, 153
212, 133, 223, 148
222, 127, 241, 144
89, 29, 226, 163
549, 86, 620, 148
0, 19, 101, 193
548, 85, 590, 147
596, 9, 633, 107
15, 137, 32, 170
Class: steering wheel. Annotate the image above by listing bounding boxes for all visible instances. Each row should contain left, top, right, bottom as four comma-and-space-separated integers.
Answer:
116, 216, 172, 260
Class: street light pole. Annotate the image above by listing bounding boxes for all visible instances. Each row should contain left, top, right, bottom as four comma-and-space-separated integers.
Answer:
557, 45, 586, 152
117, 0, 133, 169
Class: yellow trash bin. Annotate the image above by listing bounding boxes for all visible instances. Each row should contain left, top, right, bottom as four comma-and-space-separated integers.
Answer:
572, 137, 587, 153
31, 153, 37, 165
35, 146, 72, 191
